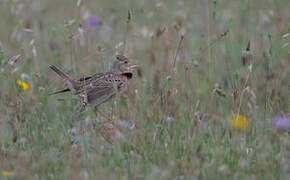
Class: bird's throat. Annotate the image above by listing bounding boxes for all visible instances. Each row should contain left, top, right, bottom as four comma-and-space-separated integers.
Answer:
121, 72, 133, 79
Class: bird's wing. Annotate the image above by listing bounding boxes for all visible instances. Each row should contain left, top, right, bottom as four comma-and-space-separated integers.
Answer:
77, 72, 105, 82
50, 73, 105, 95
84, 75, 124, 108
86, 86, 116, 107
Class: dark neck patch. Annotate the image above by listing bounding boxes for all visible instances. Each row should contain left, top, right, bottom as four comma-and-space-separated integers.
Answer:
122, 72, 133, 79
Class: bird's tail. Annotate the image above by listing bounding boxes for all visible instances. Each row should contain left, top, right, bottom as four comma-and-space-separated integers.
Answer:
49, 65, 73, 81
48, 88, 70, 95
49, 65, 78, 94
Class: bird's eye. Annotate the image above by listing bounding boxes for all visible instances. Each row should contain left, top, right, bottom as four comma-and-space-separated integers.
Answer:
116, 55, 121, 60
124, 61, 128, 64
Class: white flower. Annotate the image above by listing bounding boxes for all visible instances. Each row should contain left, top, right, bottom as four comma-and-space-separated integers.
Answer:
248, 64, 252, 72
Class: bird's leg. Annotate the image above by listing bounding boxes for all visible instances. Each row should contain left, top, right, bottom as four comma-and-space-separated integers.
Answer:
94, 107, 115, 126
93, 107, 106, 128
94, 107, 116, 144
94, 107, 103, 130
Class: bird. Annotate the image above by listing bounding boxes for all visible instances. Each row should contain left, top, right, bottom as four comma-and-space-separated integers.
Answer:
49, 54, 138, 114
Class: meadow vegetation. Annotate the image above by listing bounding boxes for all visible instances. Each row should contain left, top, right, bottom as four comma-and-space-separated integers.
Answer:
0, 0, 290, 179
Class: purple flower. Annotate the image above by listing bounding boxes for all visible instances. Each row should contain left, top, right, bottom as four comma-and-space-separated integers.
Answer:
87, 14, 98, 30
272, 115, 290, 129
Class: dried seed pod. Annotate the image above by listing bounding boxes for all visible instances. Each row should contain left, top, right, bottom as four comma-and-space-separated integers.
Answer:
241, 40, 252, 66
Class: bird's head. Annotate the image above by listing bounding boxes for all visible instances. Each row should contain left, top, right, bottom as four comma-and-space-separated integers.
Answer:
111, 55, 138, 78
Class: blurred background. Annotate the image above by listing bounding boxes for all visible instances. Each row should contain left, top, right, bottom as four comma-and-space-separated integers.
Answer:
0, 0, 289, 179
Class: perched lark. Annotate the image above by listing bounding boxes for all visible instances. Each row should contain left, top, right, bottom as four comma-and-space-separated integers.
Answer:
49, 55, 138, 113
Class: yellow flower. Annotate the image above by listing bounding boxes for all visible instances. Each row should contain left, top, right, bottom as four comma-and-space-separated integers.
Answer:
17, 80, 29, 90
1, 170, 11, 177
195, 88, 202, 95
229, 114, 248, 130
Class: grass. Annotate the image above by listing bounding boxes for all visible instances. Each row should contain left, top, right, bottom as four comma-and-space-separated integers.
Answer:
0, 0, 290, 179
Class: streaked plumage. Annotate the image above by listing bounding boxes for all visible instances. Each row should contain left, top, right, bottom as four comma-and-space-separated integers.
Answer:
49, 55, 137, 111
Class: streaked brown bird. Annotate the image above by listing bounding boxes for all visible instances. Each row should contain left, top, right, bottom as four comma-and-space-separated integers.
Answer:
49, 55, 138, 114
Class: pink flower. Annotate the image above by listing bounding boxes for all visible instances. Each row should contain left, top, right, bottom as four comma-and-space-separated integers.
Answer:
87, 14, 98, 30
